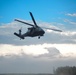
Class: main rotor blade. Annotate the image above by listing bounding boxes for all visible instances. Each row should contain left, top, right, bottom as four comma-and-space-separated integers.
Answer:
42, 27, 62, 32
15, 19, 34, 26
29, 12, 38, 27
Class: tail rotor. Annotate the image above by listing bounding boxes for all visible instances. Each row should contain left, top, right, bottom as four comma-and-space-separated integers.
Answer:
19, 27, 22, 40
19, 27, 22, 35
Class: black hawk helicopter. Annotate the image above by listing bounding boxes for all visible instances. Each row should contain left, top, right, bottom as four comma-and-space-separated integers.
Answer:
14, 12, 62, 39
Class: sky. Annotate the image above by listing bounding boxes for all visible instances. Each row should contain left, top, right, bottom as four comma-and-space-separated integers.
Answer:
0, 0, 76, 74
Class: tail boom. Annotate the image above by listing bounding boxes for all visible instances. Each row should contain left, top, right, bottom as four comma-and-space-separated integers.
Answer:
14, 32, 24, 39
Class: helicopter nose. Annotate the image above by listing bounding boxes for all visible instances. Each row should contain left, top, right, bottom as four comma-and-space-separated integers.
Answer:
43, 30, 45, 34
42, 30, 45, 35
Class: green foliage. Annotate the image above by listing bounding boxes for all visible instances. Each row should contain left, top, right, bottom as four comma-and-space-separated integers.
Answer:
54, 66, 76, 75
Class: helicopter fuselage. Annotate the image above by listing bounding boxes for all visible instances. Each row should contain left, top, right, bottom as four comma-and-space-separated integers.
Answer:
24, 26, 45, 37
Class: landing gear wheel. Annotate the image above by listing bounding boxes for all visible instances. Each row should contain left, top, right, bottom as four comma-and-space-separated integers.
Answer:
38, 36, 40, 39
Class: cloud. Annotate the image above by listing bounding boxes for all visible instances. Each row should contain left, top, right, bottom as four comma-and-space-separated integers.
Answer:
36, 45, 76, 59
0, 21, 76, 46
0, 21, 76, 61
37, 47, 61, 58
0, 43, 76, 73
0, 44, 48, 57
0, 50, 76, 73
64, 19, 76, 25
66, 13, 76, 17
45, 47, 61, 56
0, 44, 76, 58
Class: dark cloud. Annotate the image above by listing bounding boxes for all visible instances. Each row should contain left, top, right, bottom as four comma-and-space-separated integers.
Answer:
37, 47, 61, 58
0, 53, 76, 73
0, 54, 54, 73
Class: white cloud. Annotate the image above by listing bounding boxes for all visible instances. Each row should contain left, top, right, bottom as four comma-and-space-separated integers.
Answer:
66, 13, 76, 17
0, 21, 76, 45
0, 44, 76, 58
64, 19, 76, 25
0, 44, 48, 56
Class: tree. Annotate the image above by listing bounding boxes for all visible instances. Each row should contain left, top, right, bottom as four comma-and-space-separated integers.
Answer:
54, 66, 76, 75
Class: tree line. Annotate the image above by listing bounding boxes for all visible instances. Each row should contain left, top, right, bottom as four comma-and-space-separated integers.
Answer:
54, 66, 76, 75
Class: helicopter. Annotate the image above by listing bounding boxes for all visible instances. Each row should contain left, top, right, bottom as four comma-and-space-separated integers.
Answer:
14, 12, 62, 39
